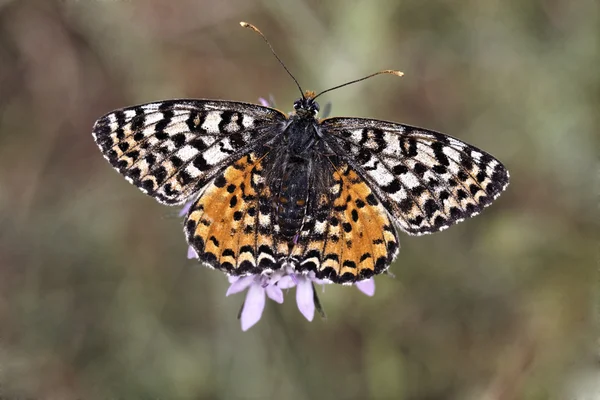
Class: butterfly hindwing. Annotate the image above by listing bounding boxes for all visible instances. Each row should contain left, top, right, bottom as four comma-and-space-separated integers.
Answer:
290, 160, 399, 283
321, 117, 509, 235
184, 150, 286, 275
92, 100, 286, 205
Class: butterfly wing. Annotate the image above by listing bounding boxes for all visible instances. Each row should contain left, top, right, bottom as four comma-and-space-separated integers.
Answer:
321, 118, 509, 235
92, 99, 287, 205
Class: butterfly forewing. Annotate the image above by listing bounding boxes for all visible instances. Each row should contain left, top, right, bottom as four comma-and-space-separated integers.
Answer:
92, 100, 286, 205
321, 117, 509, 236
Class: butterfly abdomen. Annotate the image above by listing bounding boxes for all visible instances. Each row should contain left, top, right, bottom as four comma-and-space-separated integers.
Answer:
274, 158, 311, 240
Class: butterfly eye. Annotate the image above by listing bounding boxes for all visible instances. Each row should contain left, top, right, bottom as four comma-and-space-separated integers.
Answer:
313, 102, 320, 113
293, 99, 302, 109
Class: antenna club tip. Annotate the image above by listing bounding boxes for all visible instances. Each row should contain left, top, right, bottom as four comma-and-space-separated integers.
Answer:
383, 69, 404, 77
240, 21, 261, 34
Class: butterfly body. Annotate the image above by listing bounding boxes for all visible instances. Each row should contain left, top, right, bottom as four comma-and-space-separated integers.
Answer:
266, 96, 327, 242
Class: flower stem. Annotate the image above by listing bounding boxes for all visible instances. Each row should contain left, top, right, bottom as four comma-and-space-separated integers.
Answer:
312, 282, 327, 319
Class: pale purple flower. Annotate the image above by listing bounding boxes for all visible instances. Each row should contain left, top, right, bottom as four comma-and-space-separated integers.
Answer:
226, 274, 284, 331
224, 267, 376, 330
355, 278, 376, 296
187, 246, 198, 259
276, 271, 317, 321
178, 199, 194, 217
258, 97, 270, 107
296, 275, 316, 321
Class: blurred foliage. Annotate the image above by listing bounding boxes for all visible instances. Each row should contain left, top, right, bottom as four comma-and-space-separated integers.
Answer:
0, 0, 598, 399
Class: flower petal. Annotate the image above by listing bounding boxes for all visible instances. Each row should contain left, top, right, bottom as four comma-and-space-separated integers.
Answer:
266, 285, 284, 304
355, 278, 375, 296
187, 246, 198, 259
296, 278, 315, 321
258, 97, 270, 107
179, 200, 194, 217
226, 276, 255, 296
241, 283, 266, 331
277, 275, 296, 289
313, 278, 327, 286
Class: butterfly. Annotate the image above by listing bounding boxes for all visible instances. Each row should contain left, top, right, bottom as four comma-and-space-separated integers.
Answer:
92, 22, 509, 284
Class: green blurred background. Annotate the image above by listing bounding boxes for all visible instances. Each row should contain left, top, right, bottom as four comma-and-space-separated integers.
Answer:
0, 0, 598, 398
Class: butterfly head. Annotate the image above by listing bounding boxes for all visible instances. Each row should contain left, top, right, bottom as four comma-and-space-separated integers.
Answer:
293, 92, 320, 117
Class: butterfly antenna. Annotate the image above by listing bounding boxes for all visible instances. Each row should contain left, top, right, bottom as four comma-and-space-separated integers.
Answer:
240, 22, 305, 99
313, 70, 404, 100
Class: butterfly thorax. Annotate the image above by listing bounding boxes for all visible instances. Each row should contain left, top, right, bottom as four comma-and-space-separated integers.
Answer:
285, 112, 320, 155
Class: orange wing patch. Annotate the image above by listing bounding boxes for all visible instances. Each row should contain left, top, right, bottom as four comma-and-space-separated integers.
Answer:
292, 163, 399, 284
184, 151, 281, 275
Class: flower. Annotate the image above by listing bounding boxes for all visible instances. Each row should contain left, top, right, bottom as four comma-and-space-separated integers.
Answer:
226, 274, 284, 331
178, 199, 193, 217
276, 270, 322, 322
187, 246, 198, 259
355, 278, 376, 296
224, 267, 376, 331
258, 97, 271, 107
